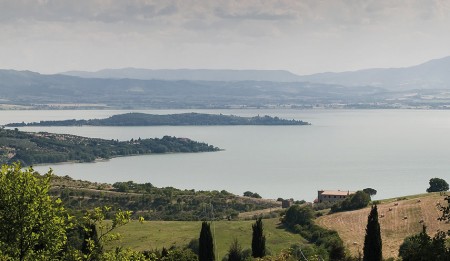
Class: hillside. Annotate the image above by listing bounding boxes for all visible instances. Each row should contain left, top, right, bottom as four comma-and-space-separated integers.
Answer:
316, 193, 450, 259
0, 128, 219, 166
49, 175, 281, 221
6, 112, 310, 127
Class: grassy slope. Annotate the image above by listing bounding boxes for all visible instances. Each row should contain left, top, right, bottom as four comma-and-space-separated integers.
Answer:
110, 218, 307, 259
316, 192, 450, 259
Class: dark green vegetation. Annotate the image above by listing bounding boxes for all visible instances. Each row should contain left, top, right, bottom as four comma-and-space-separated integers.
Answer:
251, 218, 266, 258
398, 226, 449, 261
199, 222, 215, 261
227, 239, 243, 261
282, 204, 347, 261
330, 191, 371, 213
6, 112, 310, 127
243, 191, 262, 199
426, 177, 449, 193
0, 163, 68, 260
363, 205, 382, 261
50, 177, 280, 221
0, 128, 219, 166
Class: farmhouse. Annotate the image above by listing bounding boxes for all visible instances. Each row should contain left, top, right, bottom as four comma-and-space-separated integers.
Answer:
316, 190, 355, 203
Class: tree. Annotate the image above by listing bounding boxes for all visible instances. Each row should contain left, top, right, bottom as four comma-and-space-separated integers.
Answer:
332, 191, 371, 212
398, 225, 448, 261
251, 218, 266, 258
243, 191, 261, 198
227, 238, 242, 261
427, 178, 449, 192
328, 237, 346, 261
283, 205, 314, 227
363, 205, 382, 261
199, 221, 215, 261
363, 188, 377, 197
0, 163, 70, 260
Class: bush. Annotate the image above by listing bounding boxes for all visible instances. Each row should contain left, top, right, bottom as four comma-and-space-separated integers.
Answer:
331, 191, 370, 212
283, 205, 314, 226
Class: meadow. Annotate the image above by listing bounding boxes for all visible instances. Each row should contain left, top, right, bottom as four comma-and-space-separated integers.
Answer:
109, 218, 308, 259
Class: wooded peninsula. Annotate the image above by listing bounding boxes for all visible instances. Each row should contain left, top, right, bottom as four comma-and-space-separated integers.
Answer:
5, 112, 310, 127
0, 128, 220, 165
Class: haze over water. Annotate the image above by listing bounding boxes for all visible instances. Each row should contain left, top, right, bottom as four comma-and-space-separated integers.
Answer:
2, 109, 449, 202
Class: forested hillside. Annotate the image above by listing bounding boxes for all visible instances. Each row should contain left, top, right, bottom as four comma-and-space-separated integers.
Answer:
0, 128, 219, 165
6, 112, 310, 126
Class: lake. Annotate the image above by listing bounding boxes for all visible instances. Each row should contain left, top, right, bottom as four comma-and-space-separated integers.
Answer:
1, 109, 450, 201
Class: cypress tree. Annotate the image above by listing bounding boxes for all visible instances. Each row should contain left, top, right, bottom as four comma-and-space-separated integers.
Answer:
251, 218, 266, 258
199, 221, 215, 261
363, 205, 382, 261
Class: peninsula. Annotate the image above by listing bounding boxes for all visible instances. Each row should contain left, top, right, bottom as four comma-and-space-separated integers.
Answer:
5, 112, 310, 127
0, 128, 220, 166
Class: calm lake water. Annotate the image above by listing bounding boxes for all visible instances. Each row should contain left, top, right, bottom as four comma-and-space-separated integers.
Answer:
1, 109, 450, 202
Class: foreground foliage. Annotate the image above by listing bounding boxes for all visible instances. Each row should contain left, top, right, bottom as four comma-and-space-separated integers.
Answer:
398, 225, 448, 261
0, 163, 69, 260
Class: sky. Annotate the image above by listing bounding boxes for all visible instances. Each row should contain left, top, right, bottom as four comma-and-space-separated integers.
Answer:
1, 0, 450, 75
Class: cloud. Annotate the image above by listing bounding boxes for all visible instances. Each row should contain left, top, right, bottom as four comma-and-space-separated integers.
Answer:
0, 0, 179, 23
1, 0, 450, 74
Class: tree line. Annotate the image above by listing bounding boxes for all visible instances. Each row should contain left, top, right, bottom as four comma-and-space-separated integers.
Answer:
6, 113, 310, 127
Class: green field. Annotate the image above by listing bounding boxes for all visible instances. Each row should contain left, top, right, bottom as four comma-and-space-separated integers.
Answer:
110, 218, 307, 259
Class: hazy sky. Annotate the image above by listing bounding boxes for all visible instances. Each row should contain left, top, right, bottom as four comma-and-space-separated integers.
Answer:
1, 0, 450, 75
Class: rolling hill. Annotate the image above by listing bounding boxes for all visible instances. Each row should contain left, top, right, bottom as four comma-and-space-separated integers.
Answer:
316, 193, 450, 259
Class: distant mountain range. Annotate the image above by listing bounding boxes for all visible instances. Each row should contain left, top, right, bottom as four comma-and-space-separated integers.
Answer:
0, 69, 381, 109
62, 68, 302, 82
299, 56, 450, 90
1, 56, 450, 109
62, 56, 450, 90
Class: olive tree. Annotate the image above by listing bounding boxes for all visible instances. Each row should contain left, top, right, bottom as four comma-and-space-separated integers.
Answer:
0, 163, 70, 260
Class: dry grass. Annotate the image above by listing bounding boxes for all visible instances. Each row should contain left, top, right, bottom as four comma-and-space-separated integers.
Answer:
316, 193, 450, 259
